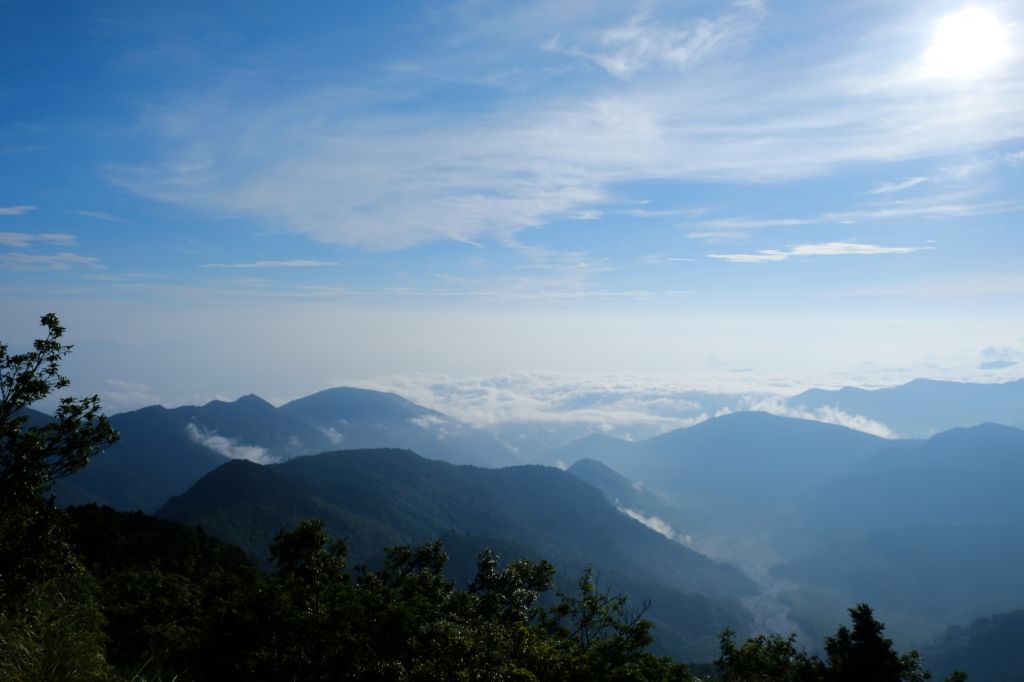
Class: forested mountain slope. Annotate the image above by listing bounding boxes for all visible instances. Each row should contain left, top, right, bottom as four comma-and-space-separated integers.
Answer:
159, 448, 757, 659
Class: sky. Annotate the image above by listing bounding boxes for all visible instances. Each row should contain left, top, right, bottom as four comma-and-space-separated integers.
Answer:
2, 0, 1024, 415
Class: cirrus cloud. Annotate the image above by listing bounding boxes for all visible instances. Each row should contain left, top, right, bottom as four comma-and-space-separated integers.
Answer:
709, 241, 929, 263
107, 2, 1024, 251
201, 259, 338, 268
0, 232, 76, 248
0, 251, 101, 270
0, 206, 36, 216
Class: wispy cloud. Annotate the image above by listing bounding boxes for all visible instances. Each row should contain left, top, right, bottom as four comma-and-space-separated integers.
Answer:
693, 191, 1021, 237
744, 396, 897, 439
71, 210, 128, 223
0, 251, 101, 270
546, 1, 765, 79
866, 156, 1002, 196
0, 206, 36, 216
185, 422, 274, 464
868, 176, 927, 194
621, 207, 708, 219
0, 232, 76, 248
201, 259, 338, 268
109, 2, 1024, 251
709, 241, 928, 263
619, 507, 679, 540
686, 230, 748, 243
694, 218, 816, 230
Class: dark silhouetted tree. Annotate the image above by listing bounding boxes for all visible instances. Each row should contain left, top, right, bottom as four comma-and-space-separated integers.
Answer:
0, 313, 118, 679
825, 603, 930, 682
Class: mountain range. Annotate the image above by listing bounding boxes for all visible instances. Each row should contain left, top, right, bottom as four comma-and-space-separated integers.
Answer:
787, 378, 1024, 438
157, 448, 755, 660
548, 410, 906, 552
549, 413, 1024, 650
57, 387, 517, 512
42, 376, 1024, 667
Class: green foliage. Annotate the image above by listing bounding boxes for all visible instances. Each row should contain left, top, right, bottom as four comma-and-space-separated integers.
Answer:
0, 571, 112, 682
541, 567, 693, 681
60, 507, 697, 681
713, 603, 967, 682
824, 604, 930, 682
0, 314, 118, 609
715, 630, 824, 681
271, 518, 348, 616
0, 313, 117, 507
0, 315, 119, 678
64, 504, 263, 678
157, 446, 755, 659
471, 548, 555, 624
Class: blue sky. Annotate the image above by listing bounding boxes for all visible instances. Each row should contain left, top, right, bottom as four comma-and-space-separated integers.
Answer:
2, 0, 1023, 412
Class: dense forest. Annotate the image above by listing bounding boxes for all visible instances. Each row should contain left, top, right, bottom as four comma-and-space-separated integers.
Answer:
0, 317, 971, 679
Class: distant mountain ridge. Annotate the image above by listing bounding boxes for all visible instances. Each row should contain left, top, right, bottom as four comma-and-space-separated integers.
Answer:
763, 422, 1024, 643
799, 422, 1024, 538
57, 387, 518, 512
54, 377, 1024, 512
787, 378, 1024, 438
550, 411, 903, 542
281, 387, 517, 467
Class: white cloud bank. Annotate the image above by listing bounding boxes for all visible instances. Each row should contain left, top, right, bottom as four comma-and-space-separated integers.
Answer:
336, 372, 901, 442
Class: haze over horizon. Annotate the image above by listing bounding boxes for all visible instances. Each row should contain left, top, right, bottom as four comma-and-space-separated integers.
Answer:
3, 0, 1023, 413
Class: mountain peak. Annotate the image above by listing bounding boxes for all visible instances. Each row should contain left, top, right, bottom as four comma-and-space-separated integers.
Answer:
202, 393, 274, 410
282, 386, 444, 422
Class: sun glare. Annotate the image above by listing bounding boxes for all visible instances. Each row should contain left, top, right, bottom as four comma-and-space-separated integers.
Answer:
923, 7, 1011, 79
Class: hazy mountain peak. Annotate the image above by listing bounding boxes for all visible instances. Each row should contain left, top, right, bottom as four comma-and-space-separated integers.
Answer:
201, 393, 275, 411
925, 421, 1024, 447
282, 386, 444, 421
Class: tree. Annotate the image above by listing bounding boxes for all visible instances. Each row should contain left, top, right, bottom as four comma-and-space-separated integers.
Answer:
542, 566, 692, 681
0, 313, 118, 679
825, 604, 930, 682
470, 548, 555, 625
270, 518, 348, 616
715, 604, 969, 682
0, 313, 118, 508
715, 629, 824, 682
1, 314, 118, 606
